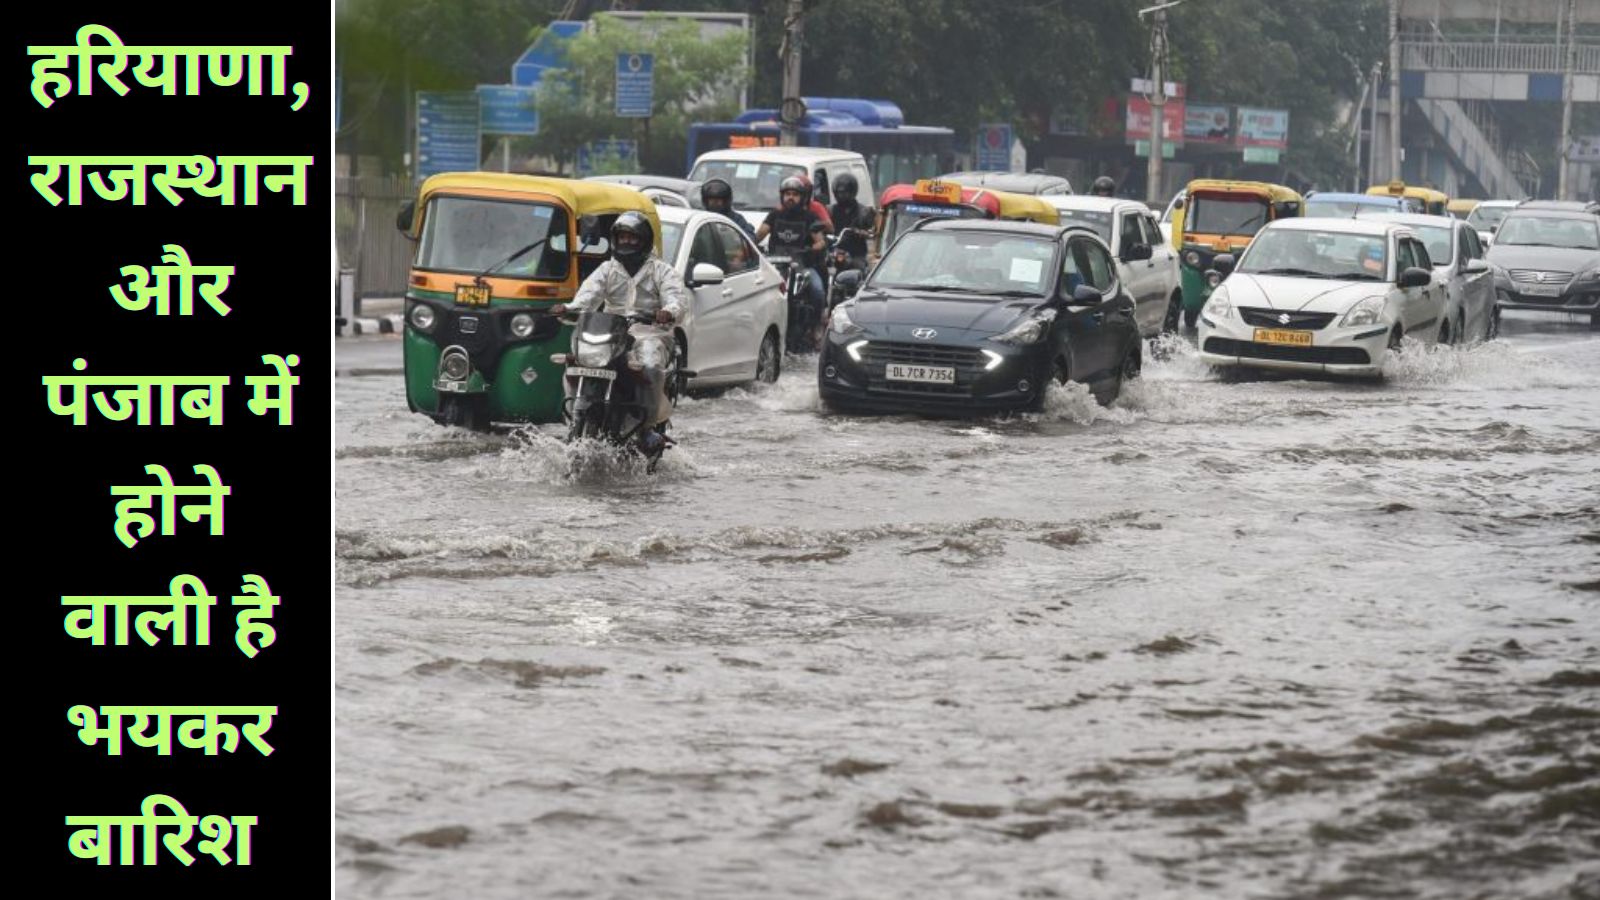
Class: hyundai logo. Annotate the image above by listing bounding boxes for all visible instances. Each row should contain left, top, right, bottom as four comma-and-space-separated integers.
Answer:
911, 327, 938, 340
1277, 313, 1292, 325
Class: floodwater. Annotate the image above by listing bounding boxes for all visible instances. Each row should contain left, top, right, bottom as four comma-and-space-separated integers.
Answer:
336, 313, 1598, 900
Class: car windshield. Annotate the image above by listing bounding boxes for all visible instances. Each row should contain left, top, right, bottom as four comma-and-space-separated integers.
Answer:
1306, 200, 1389, 218
871, 231, 1056, 295
415, 197, 570, 279
1185, 195, 1269, 237
1466, 205, 1511, 229
1238, 228, 1389, 280
880, 203, 987, 250
1054, 209, 1112, 241
688, 160, 806, 212
659, 221, 685, 262
1492, 215, 1600, 250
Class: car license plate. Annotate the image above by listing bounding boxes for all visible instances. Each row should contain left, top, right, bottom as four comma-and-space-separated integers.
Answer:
1253, 328, 1313, 347
1521, 283, 1561, 297
455, 284, 491, 306
886, 364, 955, 384
566, 366, 615, 380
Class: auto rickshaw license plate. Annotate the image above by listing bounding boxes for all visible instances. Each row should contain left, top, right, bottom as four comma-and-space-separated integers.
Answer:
1253, 328, 1313, 347
887, 364, 955, 384
455, 284, 491, 307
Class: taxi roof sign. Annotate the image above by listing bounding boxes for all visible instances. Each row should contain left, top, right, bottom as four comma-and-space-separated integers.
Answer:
913, 179, 962, 203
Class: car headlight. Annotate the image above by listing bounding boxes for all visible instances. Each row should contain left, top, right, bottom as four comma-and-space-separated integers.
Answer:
409, 303, 436, 332
830, 303, 863, 335
992, 308, 1055, 345
1183, 250, 1201, 267
1203, 289, 1232, 320
1574, 266, 1600, 284
509, 312, 536, 338
575, 341, 613, 367
1340, 296, 1385, 327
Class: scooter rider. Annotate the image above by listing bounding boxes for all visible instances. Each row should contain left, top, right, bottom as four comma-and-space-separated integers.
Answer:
700, 178, 756, 240
1090, 175, 1116, 197
755, 176, 828, 318
551, 211, 689, 445
827, 172, 874, 272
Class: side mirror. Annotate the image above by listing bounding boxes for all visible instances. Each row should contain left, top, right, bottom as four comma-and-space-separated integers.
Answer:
1212, 253, 1236, 275
1123, 243, 1152, 262
1067, 284, 1104, 305
689, 262, 725, 286
395, 200, 416, 234
1173, 198, 1185, 210
1398, 266, 1432, 288
1488, 225, 1498, 233
1464, 258, 1489, 273
833, 269, 863, 299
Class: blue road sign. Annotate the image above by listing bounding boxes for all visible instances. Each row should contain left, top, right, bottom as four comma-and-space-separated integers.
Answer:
512, 20, 584, 87
975, 123, 1012, 171
478, 85, 539, 136
615, 53, 654, 118
576, 140, 639, 177
416, 91, 481, 182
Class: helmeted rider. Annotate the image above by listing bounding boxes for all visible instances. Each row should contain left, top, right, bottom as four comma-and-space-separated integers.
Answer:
700, 178, 755, 240
792, 173, 834, 232
551, 211, 689, 447
755, 175, 829, 320
1090, 175, 1116, 198
827, 172, 874, 273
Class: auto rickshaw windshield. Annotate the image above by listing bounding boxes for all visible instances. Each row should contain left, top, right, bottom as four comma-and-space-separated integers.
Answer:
416, 196, 571, 279
1186, 195, 1269, 236
879, 203, 986, 249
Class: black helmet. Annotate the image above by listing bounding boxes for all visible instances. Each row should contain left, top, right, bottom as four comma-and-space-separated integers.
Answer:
834, 172, 858, 202
779, 175, 808, 208
1091, 176, 1115, 197
701, 178, 733, 208
610, 211, 653, 263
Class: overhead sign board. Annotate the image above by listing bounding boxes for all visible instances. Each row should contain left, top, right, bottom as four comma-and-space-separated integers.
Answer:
416, 91, 481, 183
615, 53, 654, 118
1236, 107, 1290, 150
477, 85, 539, 136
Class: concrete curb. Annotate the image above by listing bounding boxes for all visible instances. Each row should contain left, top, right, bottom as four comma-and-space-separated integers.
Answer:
348, 314, 403, 336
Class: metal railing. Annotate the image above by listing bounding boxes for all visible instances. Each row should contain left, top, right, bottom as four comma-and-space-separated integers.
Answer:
1401, 40, 1600, 73
335, 175, 413, 302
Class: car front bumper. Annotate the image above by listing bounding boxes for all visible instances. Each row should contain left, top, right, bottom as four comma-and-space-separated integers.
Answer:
1196, 312, 1391, 377
817, 334, 1051, 414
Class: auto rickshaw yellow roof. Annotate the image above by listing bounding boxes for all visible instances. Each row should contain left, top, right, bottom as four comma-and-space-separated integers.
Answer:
1366, 180, 1449, 204
408, 172, 661, 241
987, 189, 1061, 224
1184, 178, 1303, 203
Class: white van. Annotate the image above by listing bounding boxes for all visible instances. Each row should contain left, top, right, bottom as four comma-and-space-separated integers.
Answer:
687, 146, 873, 230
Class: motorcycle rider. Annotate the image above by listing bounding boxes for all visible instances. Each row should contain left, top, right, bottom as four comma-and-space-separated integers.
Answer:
755, 175, 828, 328
550, 211, 689, 448
1090, 175, 1116, 198
827, 172, 874, 273
700, 177, 756, 240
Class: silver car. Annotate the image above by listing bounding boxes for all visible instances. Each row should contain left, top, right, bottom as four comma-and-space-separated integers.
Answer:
656, 205, 787, 387
1357, 211, 1497, 344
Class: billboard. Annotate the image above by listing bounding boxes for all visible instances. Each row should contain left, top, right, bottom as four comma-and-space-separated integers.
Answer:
1125, 95, 1184, 144
1236, 107, 1290, 149
1184, 104, 1233, 144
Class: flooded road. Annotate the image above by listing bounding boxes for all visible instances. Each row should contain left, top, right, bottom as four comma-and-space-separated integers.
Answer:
336, 313, 1598, 899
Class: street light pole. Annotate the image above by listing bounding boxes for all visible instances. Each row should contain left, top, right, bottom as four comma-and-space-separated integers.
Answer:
1557, 0, 1576, 199
780, 0, 804, 147
1388, 0, 1402, 182
1140, 1, 1183, 205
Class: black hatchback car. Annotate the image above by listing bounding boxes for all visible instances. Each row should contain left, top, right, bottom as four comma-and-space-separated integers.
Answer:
818, 219, 1141, 414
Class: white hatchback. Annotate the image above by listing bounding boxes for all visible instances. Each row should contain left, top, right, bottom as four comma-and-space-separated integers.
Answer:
655, 205, 787, 387
1197, 218, 1447, 377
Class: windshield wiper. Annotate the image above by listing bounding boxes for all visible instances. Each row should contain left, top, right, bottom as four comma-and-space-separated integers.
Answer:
987, 289, 1045, 298
1337, 273, 1384, 281
475, 238, 550, 284
1252, 267, 1327, 278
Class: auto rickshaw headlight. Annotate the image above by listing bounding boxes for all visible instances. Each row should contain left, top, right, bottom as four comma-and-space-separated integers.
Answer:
410, 304, 436, 332
440, 348, 471, 381
1183, 250, 1201, 267
509, 312, 536, 338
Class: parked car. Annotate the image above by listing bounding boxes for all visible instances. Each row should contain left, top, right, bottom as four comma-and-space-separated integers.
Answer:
1045, 195, 1181, 336
1356, 211, 1498, 344
1465, 199, 1520, 247
938, 171, 1073, 196
819, 219, 1141, 414
1196, 218, 1447, 377
1484, 207, 1600, 329
655, 205, 788, 386
584, 174, 701, 209
687, 146, 873, 231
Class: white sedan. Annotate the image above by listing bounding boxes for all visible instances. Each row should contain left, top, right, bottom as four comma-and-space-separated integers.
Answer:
1197, 218, 1447, 377
1356, 211, 1497, 344
656, 206, 787, 387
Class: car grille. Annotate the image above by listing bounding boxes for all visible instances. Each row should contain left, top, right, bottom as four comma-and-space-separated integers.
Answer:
859, 342, 986, 396
1508, 269, 1573, 286
1204, 337, 1371, 366
1238, 308, 1338, 330
1508, 290, 1598, 309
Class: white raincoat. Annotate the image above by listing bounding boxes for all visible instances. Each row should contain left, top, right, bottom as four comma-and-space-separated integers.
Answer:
567, 256, 691, 426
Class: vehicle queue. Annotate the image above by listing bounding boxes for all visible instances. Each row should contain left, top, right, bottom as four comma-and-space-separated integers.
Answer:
392, 149, 1599, 465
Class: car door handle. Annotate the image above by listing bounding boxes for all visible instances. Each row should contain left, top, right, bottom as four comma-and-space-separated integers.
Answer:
720, 288, 733, 297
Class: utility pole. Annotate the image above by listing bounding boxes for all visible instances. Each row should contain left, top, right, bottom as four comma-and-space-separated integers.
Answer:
1557, 0, 1576, 200
1388, 0, 1402, 182
779, 0, 804, 147
1139, 1, 1182, 205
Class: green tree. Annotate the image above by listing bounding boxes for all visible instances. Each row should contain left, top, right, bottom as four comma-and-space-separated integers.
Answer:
533, 13, 748, 174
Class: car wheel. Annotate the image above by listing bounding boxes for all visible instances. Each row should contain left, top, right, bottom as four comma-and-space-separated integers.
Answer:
1162, 291, 1182, 333
1385, 326, 1404, 365
756, 329, 781, 383
1093, 342, 1138, 407
1438, 316, 1453, 346
1591, 310, 1599, 331
1487, 305, 1501, 340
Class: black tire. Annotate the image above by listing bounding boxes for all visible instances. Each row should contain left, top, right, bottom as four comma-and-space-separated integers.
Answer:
1438, 316, 1453, 346
1182, 305, 1199, 330
756, 329, 781, 383
1487, 305, 1502, 340
1162, 291, 1183, 333
1093, 342, 1139, 407
1590, 310, 1598, 331
442, 397, 486, 432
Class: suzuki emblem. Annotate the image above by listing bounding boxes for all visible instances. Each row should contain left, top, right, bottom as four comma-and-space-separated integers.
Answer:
1277, 313, 1292, 325
1537, 272, 1550, 283
911, 327, 937, 340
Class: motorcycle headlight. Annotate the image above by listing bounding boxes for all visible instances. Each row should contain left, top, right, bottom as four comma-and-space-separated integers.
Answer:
575, 341, 613, 367
409, 303, 436, 332
1204, 289, 1233, 320
1183, 250, 1201, 267
509, 312, 535, 338
830, 303, 863, 335
992, 308, 1055, 345
1340, 296, 1385, 327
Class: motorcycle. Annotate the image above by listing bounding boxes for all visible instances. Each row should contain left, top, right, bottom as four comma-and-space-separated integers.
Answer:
549, 309, 692, 473
825, 227, 868, 310
765, 253, 823, 354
